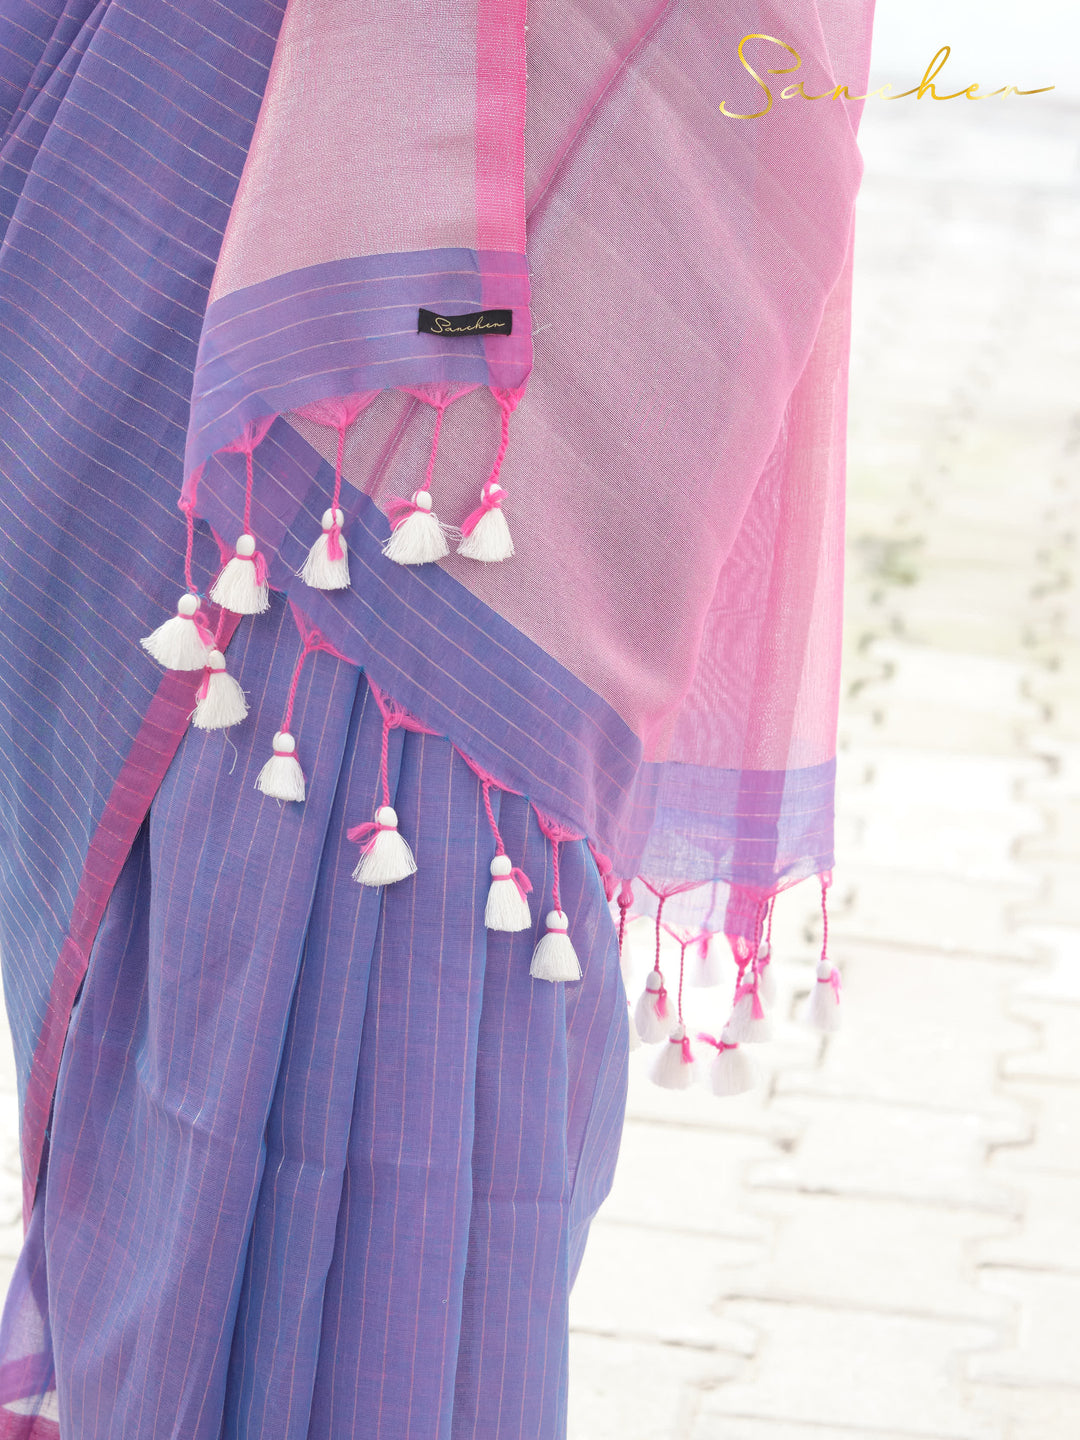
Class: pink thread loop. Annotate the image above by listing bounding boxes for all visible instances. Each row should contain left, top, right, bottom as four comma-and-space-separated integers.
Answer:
669, 1031, 694, 1064
493, 866, 533, 901
818, 968, 842, 1003
347, 818, 395, 856
191, 609, 215, 648
617, 879, 634, 910
387, 495, 423, 529
460, 480, 505, 538
237, 548, 268, 585
734, 979, 766, 1021
195, 668, 212, 703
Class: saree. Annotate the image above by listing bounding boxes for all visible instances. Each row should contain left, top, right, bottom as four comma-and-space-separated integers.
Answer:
0, 1, 873, 1435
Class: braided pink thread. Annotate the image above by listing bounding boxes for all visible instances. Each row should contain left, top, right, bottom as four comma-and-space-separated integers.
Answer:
533, 809, 584, 917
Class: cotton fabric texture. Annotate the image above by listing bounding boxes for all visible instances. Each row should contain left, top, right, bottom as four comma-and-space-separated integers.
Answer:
0, 1, 872, 1436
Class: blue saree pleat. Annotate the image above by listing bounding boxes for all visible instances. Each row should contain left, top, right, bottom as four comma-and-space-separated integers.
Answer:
11, 595, 626, 1440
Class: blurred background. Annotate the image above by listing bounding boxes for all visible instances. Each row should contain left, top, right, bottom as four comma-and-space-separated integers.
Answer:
568, 3, 1080, 1438
0, 5, 1076, 1438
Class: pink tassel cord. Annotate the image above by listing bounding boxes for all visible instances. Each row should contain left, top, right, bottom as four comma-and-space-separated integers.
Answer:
456, 388, 521, 562
803, 873, 842, 1031
459, 479, 507, 539
530, 809, 585, 980
458, 750, 533, 930
348, 680, 438, 886
209, 436, 274, 614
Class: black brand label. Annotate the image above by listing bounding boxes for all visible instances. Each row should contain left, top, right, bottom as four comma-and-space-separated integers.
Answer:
417, 307, 513, 337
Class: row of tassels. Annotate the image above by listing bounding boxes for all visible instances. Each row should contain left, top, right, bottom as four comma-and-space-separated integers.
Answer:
198, 386, 520, 628
143, 570, 593, 978
623, 877, 842, 1096
143, 390, 518, 754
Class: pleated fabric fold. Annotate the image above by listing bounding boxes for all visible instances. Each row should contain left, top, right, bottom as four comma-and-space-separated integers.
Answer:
0, 595, 626, 1440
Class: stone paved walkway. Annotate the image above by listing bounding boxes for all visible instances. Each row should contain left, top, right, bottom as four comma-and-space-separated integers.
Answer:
568, 89, 1080, 1440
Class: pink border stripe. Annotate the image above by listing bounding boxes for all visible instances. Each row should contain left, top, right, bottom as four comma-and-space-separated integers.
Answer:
19, 619, 240, 1223
475, 0, 527, 254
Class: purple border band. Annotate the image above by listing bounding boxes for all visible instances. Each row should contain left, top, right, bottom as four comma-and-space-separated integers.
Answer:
186, 248, 532, 479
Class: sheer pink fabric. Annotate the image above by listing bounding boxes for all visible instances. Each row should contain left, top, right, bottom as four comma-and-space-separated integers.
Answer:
184, 0, 875, 924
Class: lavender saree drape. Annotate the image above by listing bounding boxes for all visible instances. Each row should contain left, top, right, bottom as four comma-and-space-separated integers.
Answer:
0, 1, 873, 1435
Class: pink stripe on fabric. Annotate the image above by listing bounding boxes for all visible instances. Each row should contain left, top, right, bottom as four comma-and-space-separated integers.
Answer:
19, 617, 240, 1223
0, 1412, 60, 1440
475, 0, 527, 253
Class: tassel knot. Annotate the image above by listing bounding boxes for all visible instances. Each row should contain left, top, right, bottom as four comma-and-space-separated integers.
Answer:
255, 730, 305, 801
484, 853, 533, 932
140, 592, 216, 671
301, 507, 351, 590
192, 649, 249, 730
383, 489, 451, 565
530, 909, 582, 982
349, 804, 418, 887
210, 533, 271, 614
649, 1023, 698, 1090
634, 970, 677, 1044
456, 480, 514, 562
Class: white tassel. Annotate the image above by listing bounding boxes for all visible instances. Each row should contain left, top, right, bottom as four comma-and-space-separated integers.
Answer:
688, 933, 726, 988
627, 1001, 643, 1051
530, 910, 582, 982
706, 1030, 759, 1097
140, 593, 214, 671
650, 1024, 698, 1090
301, 508, 350, 590
192, 650, 248, 730
802, 960, 843, 1032
725, 976, 773, 1044
634, 970, 677, 1044
457, 482, 514, 562
382, 490, 451, 565
756, 940, 778, 1008
352, 805, 417, 887
210, 533, 270, 614
484, 855, 532, 932
255, 730, 305, 802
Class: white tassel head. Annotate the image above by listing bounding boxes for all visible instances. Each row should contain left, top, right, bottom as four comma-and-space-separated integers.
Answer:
456, 481, 514, 562
140, 592, 214, 671
633, 970, 677, 1044
382, 490, 451, 565
301, 508, 351, 590
484, 854, 532, 932
351, 805, 418, 887
688, 932, 727, 989
530, 910, 582, 982
706, 1031, 759, 1097
802, 960, 843, 1032
192, 650, 249, 730
649, 1023, 698, 1090
725, 974, 774, 1044
255, 730, 306, 802
210, 533, 271, 614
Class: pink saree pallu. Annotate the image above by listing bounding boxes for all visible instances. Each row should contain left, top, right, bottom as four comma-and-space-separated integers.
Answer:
0, 0, 873, 1436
